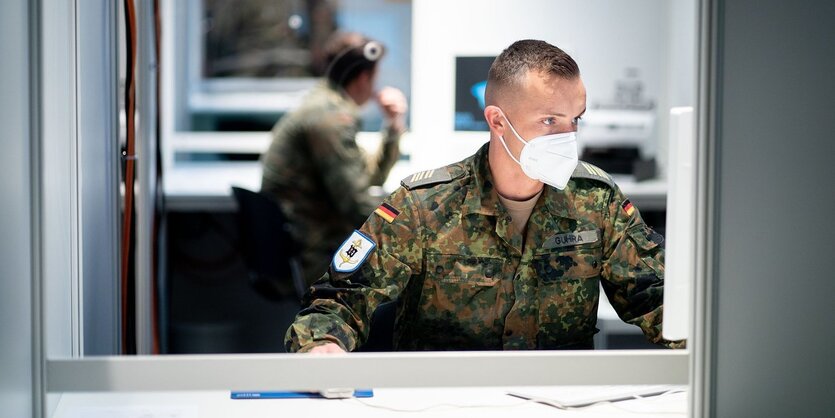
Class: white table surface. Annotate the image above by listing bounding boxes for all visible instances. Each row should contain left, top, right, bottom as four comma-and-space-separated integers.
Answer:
52, 386, 687, 418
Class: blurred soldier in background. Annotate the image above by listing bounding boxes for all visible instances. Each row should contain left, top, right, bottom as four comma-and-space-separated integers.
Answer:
261, 31, 407, 287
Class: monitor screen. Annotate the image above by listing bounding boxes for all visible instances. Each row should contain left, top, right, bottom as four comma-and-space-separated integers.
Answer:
454, 56, 495, 131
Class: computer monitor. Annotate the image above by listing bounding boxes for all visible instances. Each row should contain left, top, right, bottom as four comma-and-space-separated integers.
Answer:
663, 107, 695, 341
453, 56, 495, 131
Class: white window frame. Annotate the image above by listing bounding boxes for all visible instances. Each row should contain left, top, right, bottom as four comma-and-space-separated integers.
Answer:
40, 2, 719, 417
161, 0, 414, 173
161, 0, 317, 172
182, 0, 319, 115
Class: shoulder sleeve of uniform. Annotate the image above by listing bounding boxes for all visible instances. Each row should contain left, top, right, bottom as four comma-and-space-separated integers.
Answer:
572, 161, 615, 189
400, 166, 464, 190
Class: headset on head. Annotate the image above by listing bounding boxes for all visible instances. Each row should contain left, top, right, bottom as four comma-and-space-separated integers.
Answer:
325, 40, 384, 87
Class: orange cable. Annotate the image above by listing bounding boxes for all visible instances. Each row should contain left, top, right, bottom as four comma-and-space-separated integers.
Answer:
150, 0, 162, 355
121, 0, 137, 355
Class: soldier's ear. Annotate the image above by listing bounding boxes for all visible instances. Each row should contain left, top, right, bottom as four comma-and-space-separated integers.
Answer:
355, 68, 373, 87
484, 105, 506, 136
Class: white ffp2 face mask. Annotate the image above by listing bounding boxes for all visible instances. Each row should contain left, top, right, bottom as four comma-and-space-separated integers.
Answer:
497, 111, 579, 190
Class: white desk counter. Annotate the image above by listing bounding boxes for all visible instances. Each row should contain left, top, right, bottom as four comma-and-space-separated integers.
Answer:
164, 161, 667, 212
163, 161, 263, 212
52, 387, 687, 418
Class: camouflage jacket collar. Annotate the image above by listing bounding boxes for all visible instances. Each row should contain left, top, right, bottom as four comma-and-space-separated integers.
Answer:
313, 81, 360, 118
461, 142, 576, 220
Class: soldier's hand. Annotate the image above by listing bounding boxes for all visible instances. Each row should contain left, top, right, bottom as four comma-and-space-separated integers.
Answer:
306, 342, 346, 354
376, 86, 407, 132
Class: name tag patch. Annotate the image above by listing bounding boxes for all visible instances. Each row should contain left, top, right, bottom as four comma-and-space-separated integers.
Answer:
543, 230, 599, 249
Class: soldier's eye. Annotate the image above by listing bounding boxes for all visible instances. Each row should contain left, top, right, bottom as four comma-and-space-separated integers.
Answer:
572, 116, 583, 126
543, 117, 557, 126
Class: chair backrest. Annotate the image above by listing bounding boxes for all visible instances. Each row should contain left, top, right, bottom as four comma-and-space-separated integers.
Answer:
359, 300, 396, 352
233, 186, 395, 349
231, 186, 304, 301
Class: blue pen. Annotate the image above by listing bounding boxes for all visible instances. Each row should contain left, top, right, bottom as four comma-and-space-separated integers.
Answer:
231, 389, 374, 399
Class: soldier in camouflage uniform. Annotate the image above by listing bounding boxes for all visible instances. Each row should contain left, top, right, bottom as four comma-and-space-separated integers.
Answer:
285, 40, 684, 352
261, 32, 407, 286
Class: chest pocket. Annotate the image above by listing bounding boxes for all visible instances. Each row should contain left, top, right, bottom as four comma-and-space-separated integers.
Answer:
417, 254, 506, 345
533, 246, 602, 347
533, 246, 601, 282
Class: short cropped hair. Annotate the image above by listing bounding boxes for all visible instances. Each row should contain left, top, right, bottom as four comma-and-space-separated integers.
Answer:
323, 31, 386, 88
485, 40, 579, 106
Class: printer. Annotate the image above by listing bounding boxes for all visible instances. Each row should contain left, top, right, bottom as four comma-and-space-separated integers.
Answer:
577, 108, 656, 178
578, 68, 658, 179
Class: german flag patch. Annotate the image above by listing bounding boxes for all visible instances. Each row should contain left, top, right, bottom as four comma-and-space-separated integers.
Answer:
374, 202, 400, 223
621, 199, 635, 216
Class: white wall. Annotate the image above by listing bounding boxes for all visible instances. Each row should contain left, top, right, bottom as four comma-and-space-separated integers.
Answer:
0, 1, 36, 416
42, 0, 79, 362
664, 0, 697, 109
410, 0, 680, 171
657, 0, 698, 176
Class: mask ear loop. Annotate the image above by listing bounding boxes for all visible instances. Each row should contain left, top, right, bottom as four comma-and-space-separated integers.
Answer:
495, 109, 527, 166
498, 134, 523, 166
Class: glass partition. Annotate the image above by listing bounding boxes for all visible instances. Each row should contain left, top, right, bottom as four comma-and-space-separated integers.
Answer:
48, 0, 698, 361
30, 1, 710, 417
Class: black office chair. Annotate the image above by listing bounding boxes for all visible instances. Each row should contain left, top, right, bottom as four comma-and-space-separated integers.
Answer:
233, 186, 396, 351
231, 186, 306, 302
360, 300, 397, 351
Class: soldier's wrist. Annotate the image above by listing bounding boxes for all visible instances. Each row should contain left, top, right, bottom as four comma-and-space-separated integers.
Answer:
384, 119, 406, 138
297, 337, 348, 353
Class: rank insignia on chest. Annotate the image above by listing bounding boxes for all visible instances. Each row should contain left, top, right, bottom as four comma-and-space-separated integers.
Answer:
332, 230, 376, 273
374, 202, 400, 223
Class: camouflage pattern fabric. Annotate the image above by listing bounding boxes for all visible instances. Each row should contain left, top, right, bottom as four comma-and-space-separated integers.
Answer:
260, 81, 401, 286
285, 142, 685, 351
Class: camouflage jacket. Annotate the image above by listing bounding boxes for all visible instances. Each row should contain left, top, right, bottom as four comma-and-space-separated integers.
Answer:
260, 82, 401, 285
286, 142, 683, 351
